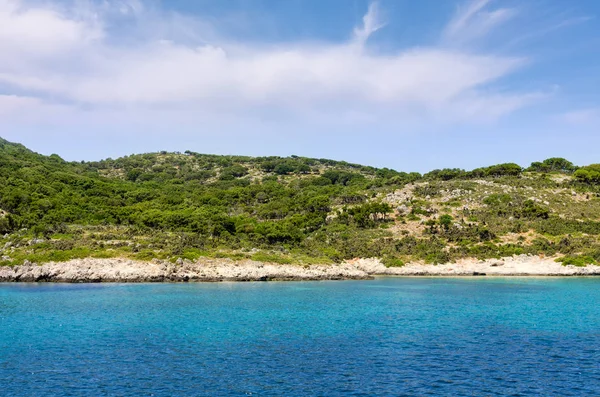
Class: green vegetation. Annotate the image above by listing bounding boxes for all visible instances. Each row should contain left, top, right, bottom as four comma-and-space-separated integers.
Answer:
1, 137, 600, 266
574, 164, 600, 184
424, 163, 524, 181
382, 257, 405, 267
556, 255, 598, 267
528, 158, 578, 173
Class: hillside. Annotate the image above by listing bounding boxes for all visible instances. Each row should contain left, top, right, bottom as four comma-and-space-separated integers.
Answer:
1, 137, 600, 268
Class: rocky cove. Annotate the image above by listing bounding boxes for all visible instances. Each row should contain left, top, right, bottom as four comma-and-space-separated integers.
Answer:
1, 255, 600, 282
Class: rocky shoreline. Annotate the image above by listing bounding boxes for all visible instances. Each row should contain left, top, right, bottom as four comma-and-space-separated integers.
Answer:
0, 258, 369, 283
1, 255, 600, 282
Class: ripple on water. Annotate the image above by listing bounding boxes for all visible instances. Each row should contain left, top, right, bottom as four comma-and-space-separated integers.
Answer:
0, 278, 599, 396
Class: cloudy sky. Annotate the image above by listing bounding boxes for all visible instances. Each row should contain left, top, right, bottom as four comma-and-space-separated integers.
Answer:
1, 0, 599, 172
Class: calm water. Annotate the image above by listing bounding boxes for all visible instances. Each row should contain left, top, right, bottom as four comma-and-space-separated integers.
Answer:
1, 278, 599, 396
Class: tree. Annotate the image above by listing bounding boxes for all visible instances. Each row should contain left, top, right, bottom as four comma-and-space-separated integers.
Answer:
425, 168, 466, 181
274, 162, 295, 175
221, 165, 248, 178
307, 196, 331, 213
528, 158, 577, 173
472, 163, 522, 178
126, 168, 144, 182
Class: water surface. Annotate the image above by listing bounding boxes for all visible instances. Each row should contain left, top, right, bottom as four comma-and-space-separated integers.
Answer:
1, 278, 599, 396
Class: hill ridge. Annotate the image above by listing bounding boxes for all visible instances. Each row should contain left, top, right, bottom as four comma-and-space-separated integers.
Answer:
1, 137, 600, 268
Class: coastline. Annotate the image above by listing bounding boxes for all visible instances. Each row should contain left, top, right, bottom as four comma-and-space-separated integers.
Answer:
1, 255, 600, 282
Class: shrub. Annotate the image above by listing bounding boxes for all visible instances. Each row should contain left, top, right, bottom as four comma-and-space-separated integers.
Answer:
439, 214, 453, 230
574, 164, 600, 184
556, 255, 597, 267
483, 194, 512, 206
382, 257, 405, 267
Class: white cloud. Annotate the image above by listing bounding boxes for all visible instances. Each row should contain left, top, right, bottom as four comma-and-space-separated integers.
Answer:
0, 0, 102, 61
560, 108, 600, 125
443, 92, 547, 122
443, 0, 516, 45
0, 94, 73, 125
502, 15, 594, 50
0, 0, 542, 128
20, 45, 522, 108
0, 95, 40, 116
353, 2, 385, 46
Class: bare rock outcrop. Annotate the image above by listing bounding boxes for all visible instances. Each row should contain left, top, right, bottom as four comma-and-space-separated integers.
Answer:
1, 254, 599, 283
353, 255, 600, 277
0, 258, 371, 283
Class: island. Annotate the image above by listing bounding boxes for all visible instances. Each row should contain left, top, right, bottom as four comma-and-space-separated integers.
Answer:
1, 137, 600, 281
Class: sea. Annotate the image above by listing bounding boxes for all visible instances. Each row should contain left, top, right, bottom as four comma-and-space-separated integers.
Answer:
1, 278, 599, 396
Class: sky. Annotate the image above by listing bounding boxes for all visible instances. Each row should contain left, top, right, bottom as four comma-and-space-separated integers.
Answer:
1, 0, 599, 172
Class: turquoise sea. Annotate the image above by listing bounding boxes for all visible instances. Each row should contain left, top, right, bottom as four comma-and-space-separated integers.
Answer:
1, 278, 599, 396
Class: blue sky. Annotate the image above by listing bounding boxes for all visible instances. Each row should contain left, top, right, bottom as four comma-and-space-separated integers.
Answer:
1, 0, 599, 172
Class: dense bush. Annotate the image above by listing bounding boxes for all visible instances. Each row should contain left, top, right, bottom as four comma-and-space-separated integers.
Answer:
556, 255, 597, 267
574, 164, 600, 184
